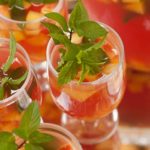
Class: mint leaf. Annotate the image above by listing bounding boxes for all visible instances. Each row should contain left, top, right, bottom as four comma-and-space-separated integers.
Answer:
8, 71, 28, 85
2, 33, 16, 73
50, 34, 80, 60
14, 102, 40, 139
45, 12, 68, 31
79, 64, 86, 83
86, 35, 107, 51
0, 132, 17, 150
29, 131, 53, 144
77, 48, 109, 66
77, 21, 108, 40
42, 22, 64, 35
0, 86, 4, 100
58, 61, 79, 85
69, 0, 89, 31
0, 132, 15, 143
0, 143, 17, 150
25, 143, 44, 150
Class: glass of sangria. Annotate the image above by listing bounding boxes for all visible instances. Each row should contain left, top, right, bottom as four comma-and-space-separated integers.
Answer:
83, 0, 150, 145
46, 23, 125, 144
0, 0, 67, 90
0, 37, 42, 131
17, 123, 82, 150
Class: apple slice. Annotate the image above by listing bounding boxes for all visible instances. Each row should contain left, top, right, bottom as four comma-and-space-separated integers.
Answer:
124, 1, 145, 14
71, 33, 83, 44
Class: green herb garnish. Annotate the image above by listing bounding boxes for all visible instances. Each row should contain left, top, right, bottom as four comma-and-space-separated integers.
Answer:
0, 34, 28, 100
0, 102, 53, 150
43, 0, 109, 85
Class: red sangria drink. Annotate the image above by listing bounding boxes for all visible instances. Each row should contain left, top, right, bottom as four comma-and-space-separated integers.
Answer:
46, 0, 125, 144
83, 0, 150, 144
0, 0, 67, 63
0, 37, 42, 131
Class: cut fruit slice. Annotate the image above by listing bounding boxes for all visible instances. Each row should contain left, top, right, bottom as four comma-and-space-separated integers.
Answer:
23, 0, 31, 9
26, 11, 43, 21
0, 6, 10, 18
63, 85, 98, 102
71, 33, 83, 44
59, 144, 72, 150
25, 11, 43, 35
12, 31, 25, 42
124, 1, 145, 14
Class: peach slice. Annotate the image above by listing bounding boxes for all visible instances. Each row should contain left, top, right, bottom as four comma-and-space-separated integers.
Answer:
0, 6, 10, 18
124, 1, 145, 14
12, 31, 25, 42
25, 11, 43, 35
23, 0, 31, 9
62, 84, 98, 102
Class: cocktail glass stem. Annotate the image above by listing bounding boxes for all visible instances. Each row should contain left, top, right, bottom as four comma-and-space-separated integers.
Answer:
61, 109, 118, 145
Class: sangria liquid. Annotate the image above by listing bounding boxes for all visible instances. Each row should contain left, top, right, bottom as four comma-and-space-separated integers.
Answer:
0, 0, 67, 63
83, 0, 150, 127
0, 47, 42, 131
48, 34, 125, 121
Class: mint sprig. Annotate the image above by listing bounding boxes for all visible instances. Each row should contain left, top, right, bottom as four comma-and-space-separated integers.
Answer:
2, 33, 16, 73
0, 34, 28, 100
0, 102, 53, 150
44, 0, 109, 85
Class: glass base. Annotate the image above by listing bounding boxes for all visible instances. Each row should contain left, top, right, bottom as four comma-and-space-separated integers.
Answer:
34, 61, 49, 91
61, 109, 118, 145
119, 126, 150, 146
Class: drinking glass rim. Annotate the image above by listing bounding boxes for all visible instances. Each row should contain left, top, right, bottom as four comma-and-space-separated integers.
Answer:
0, 38, 32, 105
40, 123, 83, 150
0, 0, 64, 24
46, 22, 125, 85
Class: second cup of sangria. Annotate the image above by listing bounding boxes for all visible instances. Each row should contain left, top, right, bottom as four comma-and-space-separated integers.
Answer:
46, 0, 126, 145
0, 37, 42, 131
